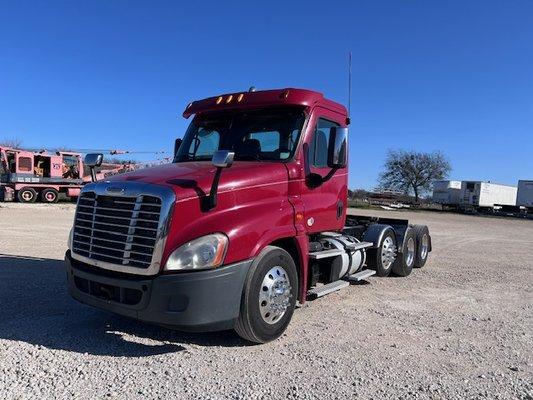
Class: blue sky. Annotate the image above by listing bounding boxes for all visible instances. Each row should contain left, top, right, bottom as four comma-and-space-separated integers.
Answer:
1, 0, 532, 189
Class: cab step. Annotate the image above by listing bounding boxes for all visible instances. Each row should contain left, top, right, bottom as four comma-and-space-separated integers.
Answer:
344, 241, 374, 251
308, 249, 344, 259
345, 269, 376, 282
307, 280, 349, 300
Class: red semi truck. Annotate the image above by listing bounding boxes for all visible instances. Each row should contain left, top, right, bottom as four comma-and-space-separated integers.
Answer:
65, 88, 432, 343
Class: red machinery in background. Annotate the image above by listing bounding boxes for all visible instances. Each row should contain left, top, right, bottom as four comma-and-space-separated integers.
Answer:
0, 146, 166, 203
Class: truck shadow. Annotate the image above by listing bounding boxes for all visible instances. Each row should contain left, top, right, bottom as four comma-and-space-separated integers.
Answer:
0, 255, 247, 357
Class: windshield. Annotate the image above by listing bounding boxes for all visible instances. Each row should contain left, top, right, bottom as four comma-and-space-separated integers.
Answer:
174, 107, 306, 162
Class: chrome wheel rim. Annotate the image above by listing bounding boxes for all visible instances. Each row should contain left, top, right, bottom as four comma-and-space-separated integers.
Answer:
381, 236, 396, 269
406, 237, 415, 267
420, 234, 429, 260
259, 266, 292, 325
45, 192, 56, 201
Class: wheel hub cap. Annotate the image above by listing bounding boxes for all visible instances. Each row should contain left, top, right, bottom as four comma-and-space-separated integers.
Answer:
381, 236, 397, 268
420, 234, 429, 260
259, 266, 292, 324
406, 237, 415, 266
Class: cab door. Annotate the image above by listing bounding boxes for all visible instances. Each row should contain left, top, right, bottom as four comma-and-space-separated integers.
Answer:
300, 107, 348, 233
15, 152, 34, 175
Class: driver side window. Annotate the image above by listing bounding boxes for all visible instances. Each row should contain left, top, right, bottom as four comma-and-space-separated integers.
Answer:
309, 118, 339, 168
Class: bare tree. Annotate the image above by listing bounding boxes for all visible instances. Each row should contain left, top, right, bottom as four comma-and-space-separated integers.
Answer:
378, 150, 451, 203
0, 138, 23, 148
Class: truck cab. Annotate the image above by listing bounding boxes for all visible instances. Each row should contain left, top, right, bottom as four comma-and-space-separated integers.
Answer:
65, 88, 432, 343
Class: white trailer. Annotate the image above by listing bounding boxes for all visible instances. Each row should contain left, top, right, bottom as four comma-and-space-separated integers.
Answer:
432, 180, 462, 206
460, 181, 517, 209
516, 180, 533, 207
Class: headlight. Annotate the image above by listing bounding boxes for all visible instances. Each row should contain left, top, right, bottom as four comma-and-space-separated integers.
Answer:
164, 233, 228, 271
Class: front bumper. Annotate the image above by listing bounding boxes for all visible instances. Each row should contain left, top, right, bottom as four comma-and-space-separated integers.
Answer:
65, 251, 251, 332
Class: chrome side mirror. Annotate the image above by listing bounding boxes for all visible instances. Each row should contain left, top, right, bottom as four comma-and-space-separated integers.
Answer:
84, 153, 103, 168
84, 153, 104, 182
212, 150, 235, 168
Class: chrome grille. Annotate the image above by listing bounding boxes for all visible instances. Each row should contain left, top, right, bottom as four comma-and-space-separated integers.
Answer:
72, 192, 162, 269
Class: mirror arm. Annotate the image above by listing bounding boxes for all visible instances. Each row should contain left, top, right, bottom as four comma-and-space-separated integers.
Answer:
204, 150, 234, 210
322, 167, 337, 182
306, 167, 338, 188
90, 167, 97, 183
303, 142, 338, 188
206, 167, 223, 210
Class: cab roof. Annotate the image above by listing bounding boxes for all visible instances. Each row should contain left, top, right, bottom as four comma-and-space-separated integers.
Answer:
182, 88, 347, 118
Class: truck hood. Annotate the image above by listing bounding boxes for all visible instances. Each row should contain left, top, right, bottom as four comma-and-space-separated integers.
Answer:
105, 161, 289, 200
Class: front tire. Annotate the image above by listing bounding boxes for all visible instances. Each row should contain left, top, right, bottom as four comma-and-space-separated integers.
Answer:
235, 246, 298, 344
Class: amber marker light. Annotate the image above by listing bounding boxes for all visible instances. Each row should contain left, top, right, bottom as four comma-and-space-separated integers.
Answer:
216, 96, 223, 104
237, 93, 244, 102
226, 94, 234, 103
211, 240, 227, 267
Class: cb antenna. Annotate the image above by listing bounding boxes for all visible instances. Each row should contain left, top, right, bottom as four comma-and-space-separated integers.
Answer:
347, 51, 352, 124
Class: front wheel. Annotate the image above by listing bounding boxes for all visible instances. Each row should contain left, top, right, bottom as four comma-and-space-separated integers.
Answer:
235, 246, 298, 343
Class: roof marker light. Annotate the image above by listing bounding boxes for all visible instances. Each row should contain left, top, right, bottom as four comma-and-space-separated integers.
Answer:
216, 96, 223, 104
237, 93, 244, 102
226, 95, 233, 103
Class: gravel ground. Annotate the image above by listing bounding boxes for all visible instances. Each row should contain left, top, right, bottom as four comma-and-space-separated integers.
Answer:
0, 202, 531, 399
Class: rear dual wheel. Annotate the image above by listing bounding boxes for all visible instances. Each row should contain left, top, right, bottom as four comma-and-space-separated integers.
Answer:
412, 225, 430, 268
392, 227, 416, 277
367, 227, 397, 277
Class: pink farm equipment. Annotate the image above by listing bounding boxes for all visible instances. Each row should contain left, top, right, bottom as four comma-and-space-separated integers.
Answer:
0, 146, 137, 203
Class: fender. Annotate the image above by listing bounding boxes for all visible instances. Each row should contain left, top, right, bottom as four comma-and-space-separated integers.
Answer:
363, 224, 394, 248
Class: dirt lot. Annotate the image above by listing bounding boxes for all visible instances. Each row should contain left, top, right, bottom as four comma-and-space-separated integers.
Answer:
0, 203, 531, 399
